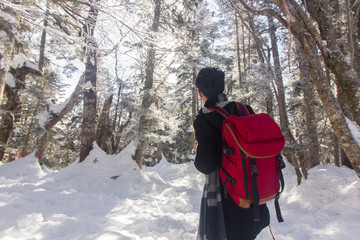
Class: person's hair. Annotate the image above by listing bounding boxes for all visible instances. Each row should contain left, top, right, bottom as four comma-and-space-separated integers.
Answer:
195, 67, 225, 98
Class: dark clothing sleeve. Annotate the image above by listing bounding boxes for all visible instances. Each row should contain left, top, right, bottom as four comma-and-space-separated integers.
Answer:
193, 117, 221, 174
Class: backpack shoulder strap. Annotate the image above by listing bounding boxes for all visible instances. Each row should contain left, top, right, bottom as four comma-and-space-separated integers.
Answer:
235, 102, 251, 116
207, 105, 231, 119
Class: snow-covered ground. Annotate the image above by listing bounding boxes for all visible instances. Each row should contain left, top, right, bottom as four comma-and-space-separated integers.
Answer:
0, 143, 359, 240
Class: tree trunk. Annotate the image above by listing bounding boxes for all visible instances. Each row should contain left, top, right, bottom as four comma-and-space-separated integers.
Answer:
268, 16, 290, 139
305, 0, 360, 127
357, 3, 360, 43
112, 111, 132, 154
242, 21, 247, 77
295, 40, 320, 168
264, 47, 274, 118
79, 1, 99, 162
191, 65, 197, 150
333, 133, 340, 167
246, 14, 273, 117
341, 149, 353, 169
110, 49, 123, 154
0, 63, 41, 161
235, 11, 243, 84
134, 0, 161, 169
79, 54, 97, 162
157, 141, 162, 163
39, 0, 49, 72
96, 94, 113, 153
21, 100, 41, 156
0, 5, 17, 103
301, 36, 360, 177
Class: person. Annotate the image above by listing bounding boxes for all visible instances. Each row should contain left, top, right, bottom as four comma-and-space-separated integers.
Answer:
193, 67, 270, 240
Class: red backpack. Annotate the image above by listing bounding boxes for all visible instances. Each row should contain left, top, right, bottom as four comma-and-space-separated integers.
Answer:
208, 102, 286, 222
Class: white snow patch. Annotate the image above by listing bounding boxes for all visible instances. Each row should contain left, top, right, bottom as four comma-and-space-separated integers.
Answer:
0, 9, 16, 24
84, 81, 94, 89
36, 110, 51, 130
345, 117, 360, 147
10, 53, 39, 72
5, 73, 15, 87
0, 144, 359, 239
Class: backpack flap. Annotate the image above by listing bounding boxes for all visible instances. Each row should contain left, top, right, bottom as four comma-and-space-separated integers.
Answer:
225, 113, 285, 158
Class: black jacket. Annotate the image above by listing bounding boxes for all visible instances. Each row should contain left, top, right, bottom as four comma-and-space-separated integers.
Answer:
194, 95, 270, 240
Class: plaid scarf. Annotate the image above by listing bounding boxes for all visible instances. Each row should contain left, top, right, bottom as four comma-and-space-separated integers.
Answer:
197, 169, 227, 240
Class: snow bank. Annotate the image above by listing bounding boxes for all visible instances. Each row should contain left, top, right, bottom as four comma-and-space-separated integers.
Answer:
257, 161, 360, 240
0, 144, 359, 240
0, 143, 203, 240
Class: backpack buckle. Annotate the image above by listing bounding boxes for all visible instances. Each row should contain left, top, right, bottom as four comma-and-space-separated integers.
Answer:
224, 148, 235, 155
251, 165, 258, 177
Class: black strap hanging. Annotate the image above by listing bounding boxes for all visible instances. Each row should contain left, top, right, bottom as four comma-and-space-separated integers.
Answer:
222, 168, 237, 199
275, 195, 284, 222
274, 154, 285, 222
250, 157, 260, 221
